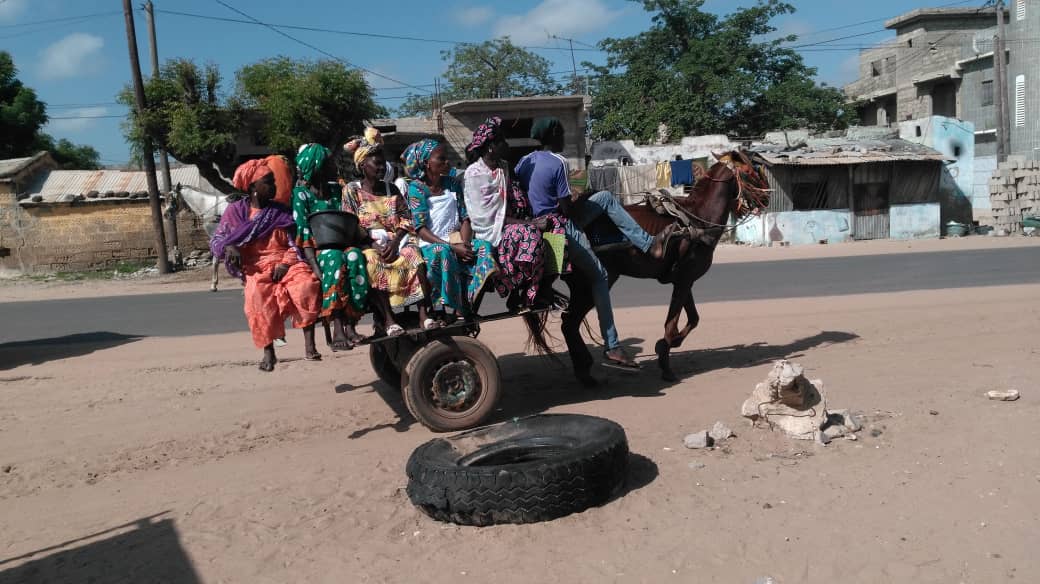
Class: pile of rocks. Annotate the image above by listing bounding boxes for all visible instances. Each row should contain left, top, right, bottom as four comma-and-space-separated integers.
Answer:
988, 156, 1040, 234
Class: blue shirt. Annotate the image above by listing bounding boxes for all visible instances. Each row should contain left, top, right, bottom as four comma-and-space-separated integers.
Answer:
515, 150, 570, 217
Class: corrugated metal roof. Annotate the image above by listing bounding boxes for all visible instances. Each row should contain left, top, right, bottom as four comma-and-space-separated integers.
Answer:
23, 166, 212, 202
752, 137, 948, 166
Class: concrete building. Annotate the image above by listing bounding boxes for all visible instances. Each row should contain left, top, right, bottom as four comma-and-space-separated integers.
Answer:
844, 3, 1040, 222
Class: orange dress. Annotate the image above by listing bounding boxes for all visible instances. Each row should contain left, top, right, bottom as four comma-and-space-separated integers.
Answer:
240, 209, 321, 348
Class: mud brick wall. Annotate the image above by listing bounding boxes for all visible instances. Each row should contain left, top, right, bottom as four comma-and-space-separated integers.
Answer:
0, 193, 209, 274
988, 156, 1040, 233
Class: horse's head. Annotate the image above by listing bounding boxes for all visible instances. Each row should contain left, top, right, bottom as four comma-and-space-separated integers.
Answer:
711, 149, 770, 217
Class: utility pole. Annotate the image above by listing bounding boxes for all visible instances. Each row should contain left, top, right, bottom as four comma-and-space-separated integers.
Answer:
552, 35, 580, 95
995, 0, 1010, 162
123, 0, 171, 274
434, 78, 443, 134
143, 0, 179, 266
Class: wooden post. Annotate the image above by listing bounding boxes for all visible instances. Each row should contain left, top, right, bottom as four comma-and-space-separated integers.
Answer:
123, 0, 171, 274
143, 0, 179, 266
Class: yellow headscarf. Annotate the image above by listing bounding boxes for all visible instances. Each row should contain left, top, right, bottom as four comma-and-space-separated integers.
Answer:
344, 127, 384, 167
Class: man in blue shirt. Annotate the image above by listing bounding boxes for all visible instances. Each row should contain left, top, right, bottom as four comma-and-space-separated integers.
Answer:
515, 118, 673, 369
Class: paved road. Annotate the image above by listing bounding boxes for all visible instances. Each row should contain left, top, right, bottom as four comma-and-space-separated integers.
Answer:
1, 246, 1037, 344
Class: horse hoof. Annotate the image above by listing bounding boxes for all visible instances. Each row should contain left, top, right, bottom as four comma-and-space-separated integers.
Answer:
660, 370, 678, 382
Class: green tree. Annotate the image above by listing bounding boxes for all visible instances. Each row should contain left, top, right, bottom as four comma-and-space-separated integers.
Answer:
120, 58, 384, 193
586, 0, 854, 141
398, 39, 561, 117
0, 51, 101, 167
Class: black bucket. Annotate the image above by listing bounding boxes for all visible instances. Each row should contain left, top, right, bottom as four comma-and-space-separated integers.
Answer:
308, 210, 362, 250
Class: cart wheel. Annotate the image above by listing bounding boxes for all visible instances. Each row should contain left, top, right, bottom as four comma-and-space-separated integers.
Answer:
401, 336, 501, 432
369, 342, 401, 388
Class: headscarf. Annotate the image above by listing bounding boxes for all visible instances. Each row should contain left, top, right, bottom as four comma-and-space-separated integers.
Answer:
232, 158, 273, 193
403, 138, 440, 181
295, 143, 331, 183
265, 155, 293, 206
466, 116, 502, 153
209, 199, 297, 281
530, 117, 563, 143
344, 127, 384, 167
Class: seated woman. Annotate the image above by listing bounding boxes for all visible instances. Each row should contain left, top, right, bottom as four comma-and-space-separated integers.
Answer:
404, 139, 497, 319
210, 159, 321, 371
291, 143, 370, 350
342, 130, 436, 335
463, 117, 555, 311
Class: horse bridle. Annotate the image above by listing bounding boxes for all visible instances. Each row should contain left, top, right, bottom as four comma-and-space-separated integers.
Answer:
682, 159, 770, 231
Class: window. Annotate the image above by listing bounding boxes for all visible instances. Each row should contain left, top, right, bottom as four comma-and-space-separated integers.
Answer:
871, 60, 882, 77
1015, 75, 1025, 127
1017, 0, 1026, 21
981, 80, 994, 107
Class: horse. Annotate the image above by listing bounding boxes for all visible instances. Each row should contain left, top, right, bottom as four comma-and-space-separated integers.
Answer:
176, 184, 230, 292
543, 149, 770, 384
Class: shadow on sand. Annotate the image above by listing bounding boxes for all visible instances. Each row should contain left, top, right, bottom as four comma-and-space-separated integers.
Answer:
0, 512, 200, 584
344, 330, 859, 437
0, 332, 143, 371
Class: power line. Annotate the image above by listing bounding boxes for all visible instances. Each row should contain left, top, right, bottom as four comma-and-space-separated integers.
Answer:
49, 114, 125, 120
210, 0, 433, 94
156, 8, 601, 53
783, 0, 979, 42
0, 10, 121, 28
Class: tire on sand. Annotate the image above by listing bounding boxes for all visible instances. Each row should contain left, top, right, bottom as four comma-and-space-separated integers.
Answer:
406, 414, 629, 526
401, 336, 501, 432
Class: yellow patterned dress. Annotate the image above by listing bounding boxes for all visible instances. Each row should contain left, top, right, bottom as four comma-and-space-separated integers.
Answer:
342, 182, 426, 307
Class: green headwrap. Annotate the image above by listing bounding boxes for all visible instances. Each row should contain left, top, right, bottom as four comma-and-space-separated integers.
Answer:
530, 117, 563, 143
295, 143, 331, 183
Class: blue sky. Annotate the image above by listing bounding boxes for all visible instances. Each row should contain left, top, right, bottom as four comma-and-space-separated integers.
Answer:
0, 0, 977, 165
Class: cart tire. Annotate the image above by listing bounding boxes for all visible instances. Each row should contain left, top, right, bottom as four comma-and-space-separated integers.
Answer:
368, 342, 401, 388
406, 414, 629, 525
401, 336, 501, 432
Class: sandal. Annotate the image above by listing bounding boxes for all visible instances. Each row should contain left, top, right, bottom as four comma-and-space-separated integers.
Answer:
423, 318, 442, 331
602, 349, 641, 371
386, 324, 405, 337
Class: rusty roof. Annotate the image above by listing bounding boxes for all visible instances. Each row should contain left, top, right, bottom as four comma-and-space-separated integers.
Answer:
22, 166, 213, 203
752, 137, 948, 166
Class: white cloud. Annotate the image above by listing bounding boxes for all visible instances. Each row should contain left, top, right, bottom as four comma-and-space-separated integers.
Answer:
458, 5, 494, 27
0, 0, 27, 23
38, 33, 105, 80
47, 107, 109, 133
493, 0, 621, 46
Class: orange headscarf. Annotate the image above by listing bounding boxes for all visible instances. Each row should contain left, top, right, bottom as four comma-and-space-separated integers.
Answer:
232, 158, 273, 193
265, 155, 293, 205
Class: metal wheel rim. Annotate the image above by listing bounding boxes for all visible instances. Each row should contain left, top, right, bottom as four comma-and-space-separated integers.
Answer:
428, 359, 483, 414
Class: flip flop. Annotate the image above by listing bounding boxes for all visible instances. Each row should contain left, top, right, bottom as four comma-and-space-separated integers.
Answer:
602, 351, 642, 371
304, 352, 323, 361
422, 318, 442, 331
386, 324, 405, 337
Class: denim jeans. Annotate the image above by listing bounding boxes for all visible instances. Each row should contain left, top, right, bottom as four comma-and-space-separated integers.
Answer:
571, 190, 654, 253
564, 219, 619, 350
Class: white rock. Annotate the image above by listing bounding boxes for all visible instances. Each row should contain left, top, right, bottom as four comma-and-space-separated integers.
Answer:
683, 431, 712, 449
987, 389, 1021, 401
709, 421, 734, 442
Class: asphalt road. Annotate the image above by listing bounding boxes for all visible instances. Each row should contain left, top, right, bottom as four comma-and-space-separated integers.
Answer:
2, 246, 1037, 344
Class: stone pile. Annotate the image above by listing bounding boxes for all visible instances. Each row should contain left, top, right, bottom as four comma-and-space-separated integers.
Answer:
988, 155, 1040, 233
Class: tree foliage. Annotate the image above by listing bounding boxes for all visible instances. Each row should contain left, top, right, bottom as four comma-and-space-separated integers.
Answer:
398, 39, 560, 117
0, 51, 100, 168
586, 0, 854, 141
120, 58, 384, 193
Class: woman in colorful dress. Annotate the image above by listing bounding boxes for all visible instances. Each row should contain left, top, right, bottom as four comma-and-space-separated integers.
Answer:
342, 130, 436, 335
404, 139, 497, 318
463, 117, 560, 311
210, 159, 322, 371
291, 143, 369, 350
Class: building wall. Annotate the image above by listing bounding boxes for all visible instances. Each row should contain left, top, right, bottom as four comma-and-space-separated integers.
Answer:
1006, 0, 1040, 157
0, 194, 209, 274
890, 202, 942, 238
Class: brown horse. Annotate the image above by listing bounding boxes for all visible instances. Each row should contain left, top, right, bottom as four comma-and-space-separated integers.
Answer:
552, 149, 770, 384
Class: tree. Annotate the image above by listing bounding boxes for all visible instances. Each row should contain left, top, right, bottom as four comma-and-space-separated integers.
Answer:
0, 51, 101, 167
586, 0, 854, 142
236, 57, 384, 154
120, 58, 385, 193
398, 39, 561, 117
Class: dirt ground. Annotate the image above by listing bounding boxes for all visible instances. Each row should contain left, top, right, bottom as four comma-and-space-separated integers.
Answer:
1, 246, 1038, 583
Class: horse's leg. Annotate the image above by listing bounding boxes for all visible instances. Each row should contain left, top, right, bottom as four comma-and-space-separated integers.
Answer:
210, 257, 218, 292
560, 277, 597, 386
655, 283, 690, 382
673, 293, 700, 348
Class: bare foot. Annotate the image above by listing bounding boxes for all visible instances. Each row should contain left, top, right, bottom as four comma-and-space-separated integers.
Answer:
259, 346, 277, 372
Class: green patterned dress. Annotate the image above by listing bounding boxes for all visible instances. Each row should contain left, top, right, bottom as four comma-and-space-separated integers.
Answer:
291, 184, 369, 319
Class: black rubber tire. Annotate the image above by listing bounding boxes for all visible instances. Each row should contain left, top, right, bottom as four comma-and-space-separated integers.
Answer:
406, 414, 629, 526
368, 342, 401, 388
401, 336, 501, 432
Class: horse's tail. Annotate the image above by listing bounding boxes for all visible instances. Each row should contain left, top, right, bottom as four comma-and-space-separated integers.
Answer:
522, 311, 558, 360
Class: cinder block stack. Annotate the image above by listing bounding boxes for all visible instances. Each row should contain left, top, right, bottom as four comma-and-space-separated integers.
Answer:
988, 156, 1039, 233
